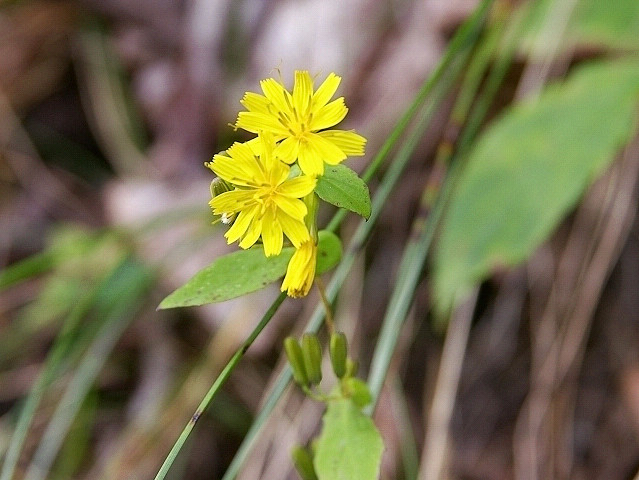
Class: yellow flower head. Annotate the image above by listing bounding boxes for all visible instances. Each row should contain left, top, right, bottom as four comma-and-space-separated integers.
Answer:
281, 239, 317, 298
236, 71, 366, 177
206, 133, 317, 256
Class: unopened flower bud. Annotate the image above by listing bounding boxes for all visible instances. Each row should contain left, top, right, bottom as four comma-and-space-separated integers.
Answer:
284, 337, 308, 387
209, 177, 232, 198
329, 332, 348, 378
301, 333, 323, 385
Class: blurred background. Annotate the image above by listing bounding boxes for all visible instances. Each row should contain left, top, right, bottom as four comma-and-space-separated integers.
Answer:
2, 0, 639, 479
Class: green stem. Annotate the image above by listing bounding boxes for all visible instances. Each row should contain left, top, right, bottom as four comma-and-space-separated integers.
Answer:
315, 277, 335, 334
365, 0, 511, 410
326, 0, 495, 235
0, 258, 148, 480
153, 291, 287, 480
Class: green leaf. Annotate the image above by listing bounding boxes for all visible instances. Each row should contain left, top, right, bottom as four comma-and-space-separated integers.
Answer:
316, 165, 371, 219
520, 0, 639, 54
569, 0, 639, 50
314, 398, 383, 480
433, 59, 639, 312
342, 378, 372, 408
159, 230, 342, 308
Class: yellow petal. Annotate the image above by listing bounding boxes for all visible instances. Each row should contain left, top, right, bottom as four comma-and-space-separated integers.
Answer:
278, 176, 317, 198
240, 92, 271, 114
312, 73, 341, 110
318, 130, 366, 156
261, 208, 283, 256
274, 136, 299, 165
227, 141, 257, 164
211, 155, 262, 186
298, 140, 324, 176
245, 137, 263, 155
236, 111, 288, 135
237, 211, 262, 249
273, 195, 307, 220
260, 78, 292, 114
293, 71, 313, 116
210, 190, 253, 214
225, 207, 255, 244
279, 212, 310, 248
281, 240, 317, 298
310, 98, 347, 131
272, 162, 293, 188
307, 132, 346, 165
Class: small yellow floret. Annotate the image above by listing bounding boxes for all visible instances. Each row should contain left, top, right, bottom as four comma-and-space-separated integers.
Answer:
235, 71, 366, 176
207, 133, 316, 256
281, 239, 317, 298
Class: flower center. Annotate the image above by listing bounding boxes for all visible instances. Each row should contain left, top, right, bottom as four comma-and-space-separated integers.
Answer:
254, 184, 278, 213
272, 96, 313, 138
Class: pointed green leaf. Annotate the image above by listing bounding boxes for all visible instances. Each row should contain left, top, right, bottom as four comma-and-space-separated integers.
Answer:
520, 0, 639, 54
314, 398, 383, 480
433, 60, 639, 312
159, 231, 342, 308
316, 165, 371, 219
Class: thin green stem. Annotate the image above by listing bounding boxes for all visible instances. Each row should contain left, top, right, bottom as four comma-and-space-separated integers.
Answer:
153, 291, 287, 480
366, 0, 509, 410
22, 259, 153, 480
0, 257, 146, 480
314, 277, 334, 334
325, 0, 495, 234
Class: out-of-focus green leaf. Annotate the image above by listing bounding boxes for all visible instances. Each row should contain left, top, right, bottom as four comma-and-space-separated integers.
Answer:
159, 231, 342, 308
316, 165, 371, 220
569, 0, 639, 50
520, 0, 639, 54
0, 252, 55, 290
0, 226, 125, 291
433, 59, 639, 312
314, 398, 383, 480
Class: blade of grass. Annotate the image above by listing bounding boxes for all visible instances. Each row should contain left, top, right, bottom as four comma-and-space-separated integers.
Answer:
418, 289, 479, 479
1, 289, 96, 480
0, 255, 138, 480
75, 24, 147, 176
325, 0, 496, 234
23, 259, 153, 480
365, 0, 520, 411
152, 291, 287, 480
0, 252, 55, 291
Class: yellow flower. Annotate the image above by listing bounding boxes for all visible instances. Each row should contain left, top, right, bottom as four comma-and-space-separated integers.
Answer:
206, 134, 316, 256
281, 239, 317, 298
236, 71, 366, 176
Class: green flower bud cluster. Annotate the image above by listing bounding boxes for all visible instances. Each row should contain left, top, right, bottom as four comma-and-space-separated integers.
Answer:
285, 331, 376, 480
284, 331, 366, 401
